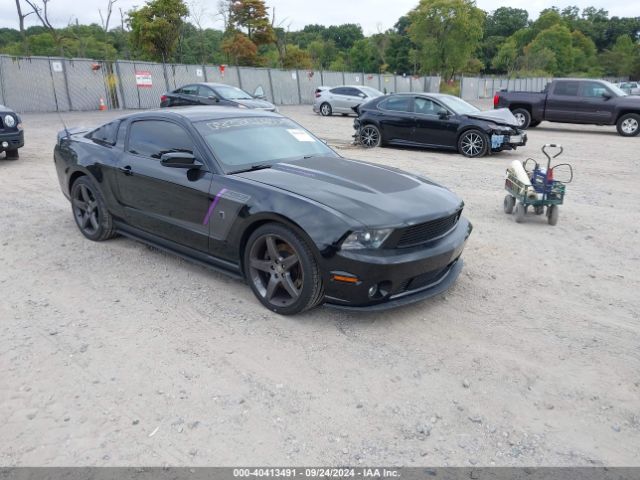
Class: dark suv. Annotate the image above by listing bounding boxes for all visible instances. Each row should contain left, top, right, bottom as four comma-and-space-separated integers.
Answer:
0, 105, 24, 159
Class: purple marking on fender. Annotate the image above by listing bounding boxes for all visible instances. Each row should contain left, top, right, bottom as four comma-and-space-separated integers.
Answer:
203, 188, 228, 225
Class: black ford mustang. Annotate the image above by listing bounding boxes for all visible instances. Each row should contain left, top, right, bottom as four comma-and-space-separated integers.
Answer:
354, 93, 527, 158
54, 107, 472, 314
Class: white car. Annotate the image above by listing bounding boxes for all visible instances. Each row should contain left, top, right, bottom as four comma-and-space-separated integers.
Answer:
313, 85, 384, 116
617, 82, 640, 95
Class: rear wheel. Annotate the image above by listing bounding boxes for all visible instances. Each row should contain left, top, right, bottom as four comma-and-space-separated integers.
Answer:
244, 223, 324, 315
515, 203, 526, 223
547, 205, 559, 226
458, 129, 489, 158
503, 195, 515, 214
320, 102, 332, 116
616, 113, 640, 137
5, 149, 19, 160
360, 124, 382, 148
512, 108, 531, 129
70, 176, 116, 241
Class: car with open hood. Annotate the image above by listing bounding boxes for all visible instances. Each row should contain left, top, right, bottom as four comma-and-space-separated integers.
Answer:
160, 82, 276, 112
53, 107, 471, 315
353, 93, 527, 157
0, 104, 24, 160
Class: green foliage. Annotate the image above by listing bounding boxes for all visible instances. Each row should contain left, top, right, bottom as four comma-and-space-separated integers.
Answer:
408, 0, 485, 80
128, 0, 189, 61
485, 7, 528, 38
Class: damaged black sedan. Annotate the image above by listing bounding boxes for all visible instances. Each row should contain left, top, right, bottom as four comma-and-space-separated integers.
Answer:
354, 93, 527, 158
54, 107, 471, 315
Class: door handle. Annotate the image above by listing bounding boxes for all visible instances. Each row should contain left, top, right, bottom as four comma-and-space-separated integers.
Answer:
119, 165, 133, 176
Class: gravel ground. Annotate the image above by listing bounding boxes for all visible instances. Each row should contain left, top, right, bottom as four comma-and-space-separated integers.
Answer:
0, 103, 639, 466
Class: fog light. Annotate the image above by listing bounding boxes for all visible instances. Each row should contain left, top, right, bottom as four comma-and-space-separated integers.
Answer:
368, 285, 378, 298
1, 141, 8, 148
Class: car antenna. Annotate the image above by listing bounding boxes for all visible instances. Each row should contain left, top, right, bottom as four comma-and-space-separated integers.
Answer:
57, 110, 71, 139
47, 60, 71, 139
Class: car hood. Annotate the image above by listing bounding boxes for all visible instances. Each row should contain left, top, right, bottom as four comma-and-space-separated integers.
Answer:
237, 156, 462, 227
0, 104, 15, 114
234, 98, 276, 110
465, 108, 519, 127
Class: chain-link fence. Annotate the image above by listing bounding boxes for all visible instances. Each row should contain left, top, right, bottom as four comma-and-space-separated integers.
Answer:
460, 76, 553, 100
0, 54, 441, 113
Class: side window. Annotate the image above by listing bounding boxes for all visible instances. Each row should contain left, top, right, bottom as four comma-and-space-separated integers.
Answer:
181, 85, 198, 95
580, 82, 608, 98
553, 82, 579, 96
345, 88, 362, 97
330, 87, 348, 95
380, 96, 412, 112
414, 97, 439, 115
89, 120, 120, 145
128, 120, 195, 159
198, 86, 214, 97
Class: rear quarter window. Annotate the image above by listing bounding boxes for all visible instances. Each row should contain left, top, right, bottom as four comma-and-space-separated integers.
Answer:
89, 120, 120, 145
553, 82, 579, 96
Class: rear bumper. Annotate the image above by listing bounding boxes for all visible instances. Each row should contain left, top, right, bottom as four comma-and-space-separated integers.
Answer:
321, 217, 472, 310
0, 130, 24, 151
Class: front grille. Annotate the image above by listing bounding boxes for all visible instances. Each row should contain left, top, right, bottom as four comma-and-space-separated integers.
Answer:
395, 210, 461, 248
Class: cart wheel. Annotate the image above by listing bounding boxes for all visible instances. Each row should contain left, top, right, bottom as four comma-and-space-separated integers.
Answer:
534, 205, 544, 215
503, 195, 515, 214
547, 205, 559, 226
515, 203, 526, 223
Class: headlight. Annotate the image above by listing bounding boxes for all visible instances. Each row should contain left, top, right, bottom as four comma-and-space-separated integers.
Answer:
341, 228, 393, 250
237, 104, 248, 109
4, 115, 16, 128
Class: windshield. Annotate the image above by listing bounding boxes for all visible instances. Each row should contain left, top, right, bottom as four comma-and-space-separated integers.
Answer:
360, 86, 383, 97
213, 85, 253, 100
438, 95, 480, 115
605, 81, 628, 97
194, 117, 338, 173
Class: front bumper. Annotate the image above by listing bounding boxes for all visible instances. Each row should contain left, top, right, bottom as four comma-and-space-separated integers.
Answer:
322, 217, 472, 310
0, 129, 24, 151
491, 132, 527, 152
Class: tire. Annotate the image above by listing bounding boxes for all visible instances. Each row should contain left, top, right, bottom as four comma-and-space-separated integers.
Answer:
5, 149, 19, 160
528, 120, 541, 128
70, 176, 117, 241
547, 205, 559, 226
359, 124, 382, 148
244, 223, 324, 315
616, 113, 640, 137
512, 108, 531, 129
515, 203, 526, 223
503, 195, 515, 214
320, 102, 332, 116
458, 129, 489, 158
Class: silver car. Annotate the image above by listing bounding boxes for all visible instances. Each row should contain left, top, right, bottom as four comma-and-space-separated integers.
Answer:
617, 82, 640, 95
313, 85, 384, 116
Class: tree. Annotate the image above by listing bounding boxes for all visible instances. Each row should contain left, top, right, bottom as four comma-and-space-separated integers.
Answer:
128, 0, 188, 62
22, 0, 65, 55
349, 38, 380, 72
228, 0, 274, 46
222, 30, 258, 65
600, 34, 639, 76
525, 24, 574, 75
325, 24, 363, 51
408, 0, 485, 80
281, 44, 312, 69
485, 7, 528, 38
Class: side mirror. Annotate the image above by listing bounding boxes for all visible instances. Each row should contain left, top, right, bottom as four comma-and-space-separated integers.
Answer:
253, 86, 266, 99
437, 109, 449, 119
208, 95, 220, 102
160, 152, 201, 169
602, 91, 612, 99
358, 92, 367, 98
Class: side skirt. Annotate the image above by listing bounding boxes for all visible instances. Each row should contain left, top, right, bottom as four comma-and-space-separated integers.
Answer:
115, 222, 244, 281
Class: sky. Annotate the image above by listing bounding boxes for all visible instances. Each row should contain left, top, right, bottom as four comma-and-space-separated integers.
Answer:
0, 0, 637, 33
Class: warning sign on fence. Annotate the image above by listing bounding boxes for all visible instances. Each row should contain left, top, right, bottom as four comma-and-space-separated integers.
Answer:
135, 71, 152, 88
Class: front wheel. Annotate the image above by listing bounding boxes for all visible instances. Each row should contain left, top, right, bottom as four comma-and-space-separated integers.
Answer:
70, 176, 116, 241
503, 195, 515, 214
547, 205, 559, 226
616, 113, 640, 137
5, 149, 19, 160
320, 102, 332, 116
244, 223, 324, 315
512, 108, 531, 129
359, 124, 382, 148
458, 129, 489, 158
514, 203, 526, 223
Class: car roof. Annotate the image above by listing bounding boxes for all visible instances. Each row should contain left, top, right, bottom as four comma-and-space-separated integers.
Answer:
179, 82, 243, 89
123, 106, 280, 122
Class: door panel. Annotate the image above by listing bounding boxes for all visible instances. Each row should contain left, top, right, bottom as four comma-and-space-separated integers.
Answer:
378, 96, 414, 142
546, 81, 581, 122
412, 97, 458, 147
576, 82, 616, 124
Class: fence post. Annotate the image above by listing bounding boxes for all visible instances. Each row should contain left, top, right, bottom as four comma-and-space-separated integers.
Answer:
267, 68, 274, 104
114, 60, 127, 110
394, 75, 397, 93
61, 58, 73, 111
202, 64, 208, 82
0, 56, 6, 105
341, 71, 345, 85
162, 62, 170, 91
237, 65, 243, 89
295, 69, 302, 104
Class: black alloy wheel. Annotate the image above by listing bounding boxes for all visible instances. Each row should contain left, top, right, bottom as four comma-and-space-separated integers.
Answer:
70, 176, 116, 241
360, 124, 381, 148
245, 223, 323, 315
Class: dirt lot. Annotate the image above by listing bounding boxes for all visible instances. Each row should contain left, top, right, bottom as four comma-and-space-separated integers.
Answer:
1, 103, 639, 466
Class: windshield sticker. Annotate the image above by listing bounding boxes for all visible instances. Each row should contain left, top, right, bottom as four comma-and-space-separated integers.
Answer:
286, 129, 315, 142
206, 118, 287, 130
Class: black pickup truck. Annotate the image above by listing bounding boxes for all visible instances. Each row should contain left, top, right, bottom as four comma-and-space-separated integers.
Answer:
0, 104, 24, 159
494, 79, 640, 137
